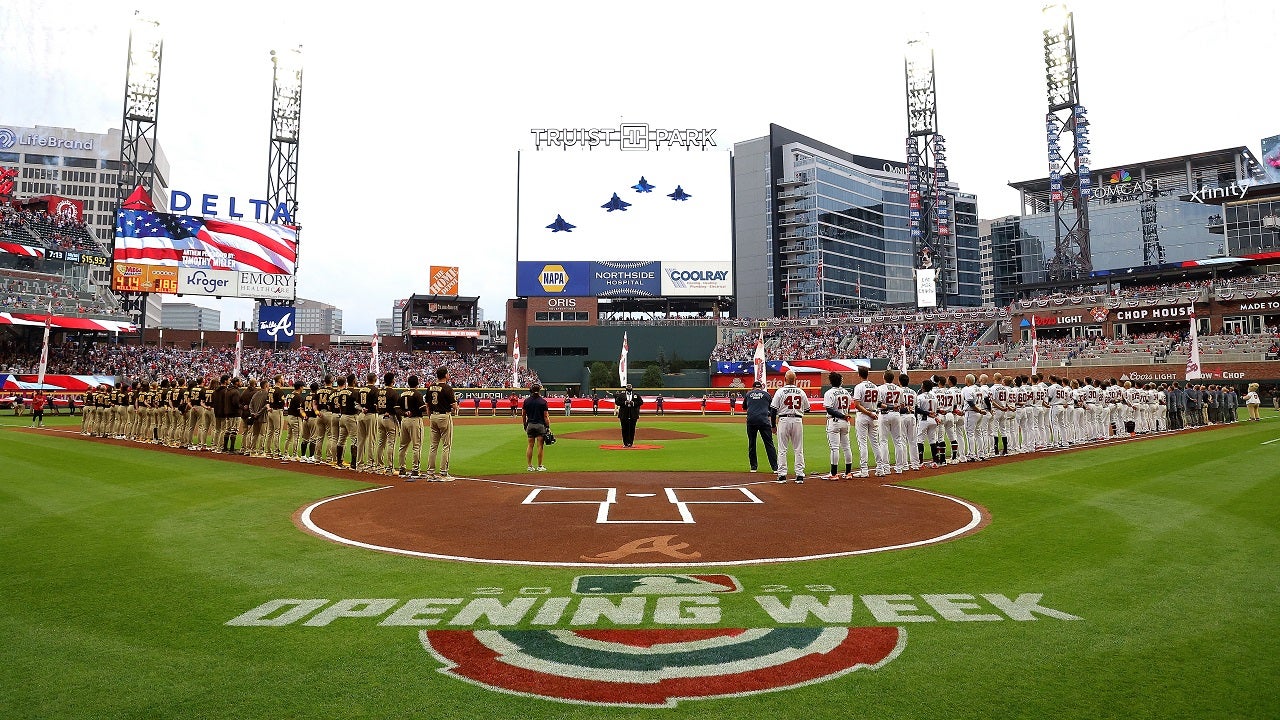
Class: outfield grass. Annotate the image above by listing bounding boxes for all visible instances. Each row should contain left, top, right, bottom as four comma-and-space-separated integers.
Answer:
1, 412, 1277, 719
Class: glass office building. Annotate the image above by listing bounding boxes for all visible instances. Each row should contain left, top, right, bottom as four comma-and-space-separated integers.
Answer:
733, 124, 981, 319
994, 147, 1265, 304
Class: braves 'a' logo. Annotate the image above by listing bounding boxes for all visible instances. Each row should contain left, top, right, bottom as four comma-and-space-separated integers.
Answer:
582, 535, 701, 561
422, 625, 905, 707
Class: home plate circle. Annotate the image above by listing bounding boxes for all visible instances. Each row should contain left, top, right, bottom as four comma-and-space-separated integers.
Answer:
298, 471, 987, 567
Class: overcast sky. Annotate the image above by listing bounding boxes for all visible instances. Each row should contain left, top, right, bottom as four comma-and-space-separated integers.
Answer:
3, 0, 1275, 333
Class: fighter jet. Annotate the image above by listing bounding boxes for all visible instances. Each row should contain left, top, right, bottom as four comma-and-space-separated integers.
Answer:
545, 214, 575, 232
631, 176, 656, 193
601, 193, 632, 212
667, 185, 692, 201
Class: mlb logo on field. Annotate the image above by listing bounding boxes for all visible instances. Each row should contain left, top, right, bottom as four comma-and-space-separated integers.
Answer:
572, 574, 740, 595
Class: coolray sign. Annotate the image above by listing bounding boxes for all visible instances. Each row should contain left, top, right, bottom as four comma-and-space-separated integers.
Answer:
178, 268, 237, 297
257, 306, 295, 343
0, 127, 94, 150
661, 261, 731, 296
227, 582, 1079, 708
530, 124, 717, 151
1186, 183, 1249, 204
1115, 305, 1194, 321
238, 271, 296, 300
169, 190, 294, 224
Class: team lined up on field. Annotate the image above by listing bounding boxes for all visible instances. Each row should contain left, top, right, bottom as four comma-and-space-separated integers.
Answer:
768, 368, 1242, 482
78, 369, 462, 480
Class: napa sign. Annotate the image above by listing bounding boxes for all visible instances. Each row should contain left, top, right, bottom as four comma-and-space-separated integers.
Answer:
169, 191, 294, 224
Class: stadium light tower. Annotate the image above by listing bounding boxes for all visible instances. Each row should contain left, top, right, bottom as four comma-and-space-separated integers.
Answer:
117, 12, 163, 203
265, 45, 302, 307
115, 11, 164, 331
1042, 1, 1093, 283
904, 34, 952, 308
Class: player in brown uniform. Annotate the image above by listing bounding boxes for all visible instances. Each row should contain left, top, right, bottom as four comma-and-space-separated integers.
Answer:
266, 375, 288, 459
355, 373, 378, 473
373, 372, 398, 475
331, 376, 356, 469
282, 380, 306, 462
186, 378, 207, 450
397, 375, 425, 479
313, 375, 334, 465
424, 365, 457, 481
300, 381, 321, 463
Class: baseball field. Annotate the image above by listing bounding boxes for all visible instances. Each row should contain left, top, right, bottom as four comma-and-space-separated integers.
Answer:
2, 409, 1277, 719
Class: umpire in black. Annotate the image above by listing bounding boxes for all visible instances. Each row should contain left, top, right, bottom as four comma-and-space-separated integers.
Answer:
743, 380, 778, 473
614, 383, 643, 448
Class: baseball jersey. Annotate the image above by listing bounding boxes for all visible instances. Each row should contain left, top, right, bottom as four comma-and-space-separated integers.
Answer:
962, 385, 980, 412
823, 386, 853, 421
771, 384, 810, 418
992, 383, 1011, 410
936, 385, 955, 413
916, 389, 937, 418
851, 380, 879, 414
1031, 383, 1048, 407
878, 382, 903, 412
426, 380, 456, 415
900, 385, 918, 417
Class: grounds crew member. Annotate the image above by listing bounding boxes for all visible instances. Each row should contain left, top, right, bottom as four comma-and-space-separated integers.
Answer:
742, 380, 778, 474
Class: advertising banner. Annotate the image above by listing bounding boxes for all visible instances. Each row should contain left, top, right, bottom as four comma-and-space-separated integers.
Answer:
238, 271, 296, 300
916, 268, 937, 308
516, 261, 591, 297
591, 261, 661, 297
429, 266, 460, 296
177, 268, 238, 297
257, 306, 296, 344
661, 261, 731, 296
112, 263, 179, 294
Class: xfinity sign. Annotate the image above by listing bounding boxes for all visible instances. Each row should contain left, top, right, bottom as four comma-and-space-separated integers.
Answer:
1187, 184, 1249, 204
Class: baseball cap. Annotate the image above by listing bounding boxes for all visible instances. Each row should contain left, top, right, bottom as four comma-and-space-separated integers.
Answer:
625, 383, 633, 389
752, 380, 762, 388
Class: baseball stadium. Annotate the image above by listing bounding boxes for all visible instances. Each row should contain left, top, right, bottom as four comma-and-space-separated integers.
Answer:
4, 5, 1280, 720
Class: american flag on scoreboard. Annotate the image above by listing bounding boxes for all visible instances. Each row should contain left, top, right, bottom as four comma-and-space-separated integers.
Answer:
113, 209, 297, 275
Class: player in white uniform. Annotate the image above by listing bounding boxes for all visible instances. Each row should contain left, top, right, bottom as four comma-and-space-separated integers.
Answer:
990, 375, 1014, 456
877, 370, 905, 474
916, 379, 943, 467
1084, 378, 1104, 441
850, 365, 883, 477
770, 370, 810, 483
961, 374, 988, 463
938, 376, 961, 462
1048, 375, 1069, 449
974, 374, 993, 460
1029, 374, 1049, 451
1014, 376, 1033, 453
898, 373, 921, 471
821, 372, 854, 480
1069, 379, 1086, 445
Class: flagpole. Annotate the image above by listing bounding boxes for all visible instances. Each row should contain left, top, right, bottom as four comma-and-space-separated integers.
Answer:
619, 332, 629, 387
37, 301, 51, 389
1030, 315, 1039, 377
511, 329, 520, 389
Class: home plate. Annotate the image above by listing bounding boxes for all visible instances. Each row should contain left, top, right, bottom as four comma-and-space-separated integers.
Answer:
626, 493, 657, 498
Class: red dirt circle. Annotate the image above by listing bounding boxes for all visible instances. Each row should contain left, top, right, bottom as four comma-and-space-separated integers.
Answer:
300, 472, 987, 567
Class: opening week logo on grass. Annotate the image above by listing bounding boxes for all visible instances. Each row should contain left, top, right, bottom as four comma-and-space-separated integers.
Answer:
227, 576, 1080, 708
